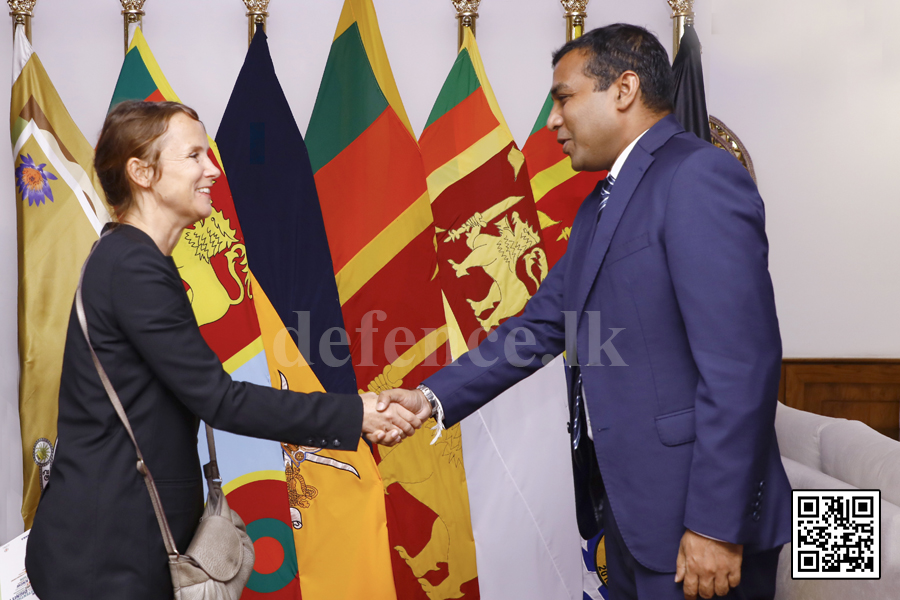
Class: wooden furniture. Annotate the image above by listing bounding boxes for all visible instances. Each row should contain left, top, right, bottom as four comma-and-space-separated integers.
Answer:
779, 359, 900, 440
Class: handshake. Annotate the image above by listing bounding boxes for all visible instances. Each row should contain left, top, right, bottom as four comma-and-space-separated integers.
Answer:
360, 388, 435, 446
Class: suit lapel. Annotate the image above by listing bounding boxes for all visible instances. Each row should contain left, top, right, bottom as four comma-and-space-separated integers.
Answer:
572, 150, 653, 324
572, 115, 684, 326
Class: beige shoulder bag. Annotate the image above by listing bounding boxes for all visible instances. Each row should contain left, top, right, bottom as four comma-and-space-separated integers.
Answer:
76, 235, 255, 599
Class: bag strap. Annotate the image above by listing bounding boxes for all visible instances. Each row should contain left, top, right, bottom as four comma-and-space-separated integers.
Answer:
203, 423, 220, 482
75, 231, 217, 560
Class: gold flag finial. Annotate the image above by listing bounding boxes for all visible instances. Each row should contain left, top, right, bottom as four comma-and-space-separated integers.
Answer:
120, 0, 145, 54
452, 0, 479, 50
560, 0, 589, 42
243, 0, 269, 47
668, 0, 695, 58
8, 0, 36, 43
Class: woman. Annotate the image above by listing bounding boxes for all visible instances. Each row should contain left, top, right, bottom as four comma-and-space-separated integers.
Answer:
25, 101, 418, 599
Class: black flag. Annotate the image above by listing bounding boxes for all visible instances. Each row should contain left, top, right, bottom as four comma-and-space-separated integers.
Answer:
672, 25, 711, 143
217, 30, 357, 394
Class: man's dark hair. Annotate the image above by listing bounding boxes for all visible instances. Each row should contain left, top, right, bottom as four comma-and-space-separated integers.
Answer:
552, 24, 674, 114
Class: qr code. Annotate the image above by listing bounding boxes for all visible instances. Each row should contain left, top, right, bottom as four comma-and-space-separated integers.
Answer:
792, 490, 880, 579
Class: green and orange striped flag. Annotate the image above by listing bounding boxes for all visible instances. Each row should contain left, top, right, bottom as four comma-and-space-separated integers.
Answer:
419, 28, 584, 599
109, 28, 304, 599
305, 1, 479, 597
522, 94, 605, 268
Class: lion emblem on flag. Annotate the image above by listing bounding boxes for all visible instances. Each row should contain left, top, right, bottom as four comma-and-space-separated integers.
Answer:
444, 196, 548, 331
173, 207, 251, 327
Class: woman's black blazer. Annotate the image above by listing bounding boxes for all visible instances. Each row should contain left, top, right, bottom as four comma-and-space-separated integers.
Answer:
26, 224, 363, 600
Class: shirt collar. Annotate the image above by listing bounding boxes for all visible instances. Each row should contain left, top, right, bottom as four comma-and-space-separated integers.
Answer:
608, 128, 650, 180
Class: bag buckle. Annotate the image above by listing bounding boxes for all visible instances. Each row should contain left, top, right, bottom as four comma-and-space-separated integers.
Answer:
203, 461, 221, 483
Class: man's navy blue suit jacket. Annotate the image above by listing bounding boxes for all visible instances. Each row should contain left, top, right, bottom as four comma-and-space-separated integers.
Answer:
424, 115, 792, 573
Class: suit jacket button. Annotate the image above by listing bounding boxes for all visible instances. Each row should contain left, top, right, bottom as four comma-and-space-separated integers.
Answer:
752, 512, 760, 521
758, 480, 765, 490
320, 439, 328, 447
306, 439, 314, 445
757, 490, 764, 499
333, 439, 341, 448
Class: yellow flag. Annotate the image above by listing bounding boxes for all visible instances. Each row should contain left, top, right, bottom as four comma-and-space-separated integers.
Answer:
11, 26, 110, 527
251, 274, 397, 600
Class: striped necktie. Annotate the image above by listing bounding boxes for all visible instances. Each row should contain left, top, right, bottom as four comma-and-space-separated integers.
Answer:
598, 173, 616, 220
570, 171, 618, 450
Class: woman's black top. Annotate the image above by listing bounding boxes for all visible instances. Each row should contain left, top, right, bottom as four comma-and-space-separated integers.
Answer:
26, 224, 362, 599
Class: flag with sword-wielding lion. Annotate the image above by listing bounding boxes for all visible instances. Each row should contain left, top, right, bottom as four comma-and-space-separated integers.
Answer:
418, 27, 583, 600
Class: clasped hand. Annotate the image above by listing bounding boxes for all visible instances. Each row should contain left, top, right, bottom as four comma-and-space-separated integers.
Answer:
360, 388, 434, 446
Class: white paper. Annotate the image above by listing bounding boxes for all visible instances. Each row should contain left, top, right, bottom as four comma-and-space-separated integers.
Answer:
0, 530, 37, 600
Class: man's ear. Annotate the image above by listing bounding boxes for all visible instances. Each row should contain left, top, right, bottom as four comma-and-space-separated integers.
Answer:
615, 71, 641, 111
125, 157, 154, 190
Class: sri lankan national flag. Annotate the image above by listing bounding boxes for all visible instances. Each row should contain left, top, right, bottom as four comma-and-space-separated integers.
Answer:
12, 24, 111, 528
420, 28, 547, 351
109, 28, 301, 599
522, 95, 605, 269
217, 30, 394, 600
305, 1, 478, 598
419, 29, 584, 599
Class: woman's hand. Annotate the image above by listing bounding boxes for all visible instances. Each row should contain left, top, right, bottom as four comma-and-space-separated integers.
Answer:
360, 392, 424, 446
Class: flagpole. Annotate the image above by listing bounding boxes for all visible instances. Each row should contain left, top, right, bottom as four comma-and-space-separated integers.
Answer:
243, 0, 268, 47
121, 0, 145, 54
452, 0, 479, 49
668, 0, 694, 59
8, 0, 34, 44
560, 0, 588, 42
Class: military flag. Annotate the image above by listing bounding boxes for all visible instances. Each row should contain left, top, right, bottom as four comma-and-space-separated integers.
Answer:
305, 1, 478, 598
11, 23, 111, 528
108, 28, 301, 599
216, 30, 395, 600
522, 95, 605, 268
418, 28, 582, 599
672, 24, 711, 143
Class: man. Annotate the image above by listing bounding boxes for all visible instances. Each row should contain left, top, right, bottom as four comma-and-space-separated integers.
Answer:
378, 24, 791, 600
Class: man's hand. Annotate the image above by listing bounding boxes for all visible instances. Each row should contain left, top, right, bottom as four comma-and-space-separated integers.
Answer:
360, 392, 423, 446
376, 388, 433, 422
675, 529, 743, 599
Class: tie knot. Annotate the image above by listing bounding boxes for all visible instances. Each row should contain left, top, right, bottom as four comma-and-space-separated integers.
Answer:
603, 173, 616, 191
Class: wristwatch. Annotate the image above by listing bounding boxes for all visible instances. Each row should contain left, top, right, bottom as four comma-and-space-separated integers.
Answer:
416, 384, 439, 416
415, 384, 446, 444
